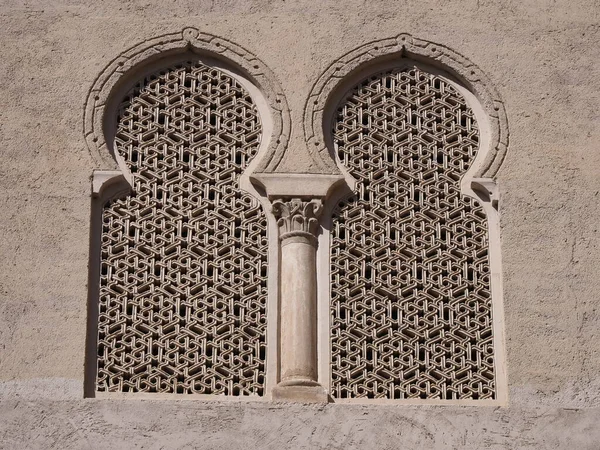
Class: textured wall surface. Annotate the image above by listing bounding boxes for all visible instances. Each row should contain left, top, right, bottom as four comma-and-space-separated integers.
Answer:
1, 0, 599, 448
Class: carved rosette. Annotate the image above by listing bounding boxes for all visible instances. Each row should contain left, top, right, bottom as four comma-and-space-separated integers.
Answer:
272, 198, 324, 246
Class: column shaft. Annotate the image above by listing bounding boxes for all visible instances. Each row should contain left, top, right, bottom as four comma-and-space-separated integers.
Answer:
280, 238, 318, 383
271, 198, 328, 402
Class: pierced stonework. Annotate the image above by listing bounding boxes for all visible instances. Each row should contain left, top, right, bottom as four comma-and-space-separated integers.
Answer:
97, 60, 268, 396
330, 67, 495, 400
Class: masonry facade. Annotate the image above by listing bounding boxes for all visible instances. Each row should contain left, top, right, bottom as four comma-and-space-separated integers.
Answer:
1, 1, 599, 448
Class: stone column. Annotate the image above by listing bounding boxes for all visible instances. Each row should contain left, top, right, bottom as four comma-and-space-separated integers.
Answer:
250, 173, 346, 403
271, 199, 324, 400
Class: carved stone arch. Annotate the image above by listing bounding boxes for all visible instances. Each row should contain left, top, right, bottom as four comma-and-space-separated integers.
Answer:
310, 36, 509, 404
84, 29, 288, 398
84, 27, 290, 173
304, 34, 509, 178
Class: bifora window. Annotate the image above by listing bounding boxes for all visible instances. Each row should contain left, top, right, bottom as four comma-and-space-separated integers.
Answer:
97, 60, 268, 395
329, 66, 496, 400
89, 30, 506, 404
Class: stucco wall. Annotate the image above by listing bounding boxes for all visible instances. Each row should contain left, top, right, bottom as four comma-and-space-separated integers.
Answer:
1, 0, 599, 448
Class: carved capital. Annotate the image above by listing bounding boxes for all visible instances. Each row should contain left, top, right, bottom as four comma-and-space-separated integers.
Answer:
272, 198, 324, 245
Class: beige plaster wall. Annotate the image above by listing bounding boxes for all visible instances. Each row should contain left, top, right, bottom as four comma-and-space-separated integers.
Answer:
0, 0, 599, 448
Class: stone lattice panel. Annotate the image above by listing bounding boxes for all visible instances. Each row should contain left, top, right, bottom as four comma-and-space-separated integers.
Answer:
97, 61, 267, 396
330, 67, 495, 400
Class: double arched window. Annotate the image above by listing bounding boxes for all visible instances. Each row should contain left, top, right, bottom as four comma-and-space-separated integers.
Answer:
86, 29, 507, 404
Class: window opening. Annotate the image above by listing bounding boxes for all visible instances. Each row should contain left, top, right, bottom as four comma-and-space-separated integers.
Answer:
97, 61, 268, 396
330, 66, 495, 400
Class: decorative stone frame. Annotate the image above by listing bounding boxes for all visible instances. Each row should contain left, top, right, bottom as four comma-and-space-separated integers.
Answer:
84, 28, 290, 399
84, 27, 290, 171
304, 33, 508, 177
302, 34, 509, 405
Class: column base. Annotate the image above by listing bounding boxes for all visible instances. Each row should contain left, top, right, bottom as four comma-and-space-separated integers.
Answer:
272, 380, 329, 403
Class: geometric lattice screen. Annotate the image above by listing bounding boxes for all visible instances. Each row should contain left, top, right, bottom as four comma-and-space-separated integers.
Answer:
330, 66, 495, 400
97, 61, 267, 395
